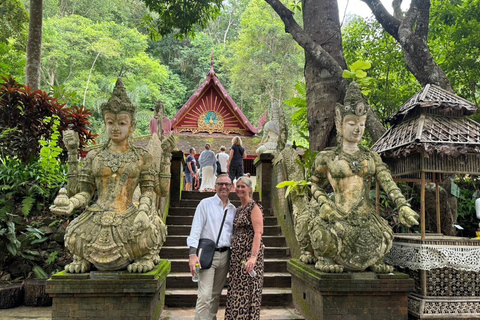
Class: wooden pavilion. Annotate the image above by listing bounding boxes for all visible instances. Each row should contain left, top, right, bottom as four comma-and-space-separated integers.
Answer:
372, 84, 480, 319
372, 84, 480, 238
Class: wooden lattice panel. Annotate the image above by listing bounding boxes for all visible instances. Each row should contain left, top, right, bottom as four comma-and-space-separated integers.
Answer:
372, 114, 480, 158
421, 114, 480, 144
372, 117, 419, 154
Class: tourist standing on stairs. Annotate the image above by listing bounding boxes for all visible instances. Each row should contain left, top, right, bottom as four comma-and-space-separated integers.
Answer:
216, 146, 229, 174
225, 176, 264, 320
185, 147, 197, 191
187, 174, 237, 320
226, 136, 247, 190
198, 143, 217, 192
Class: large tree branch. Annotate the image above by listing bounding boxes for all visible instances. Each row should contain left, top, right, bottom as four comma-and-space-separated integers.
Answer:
361, 0, 401, 40
364, 0, 452, 91
392, 0, 403, 19
265, 0, 386, 143
413, 0, 430, 40
264, 0, 345, 81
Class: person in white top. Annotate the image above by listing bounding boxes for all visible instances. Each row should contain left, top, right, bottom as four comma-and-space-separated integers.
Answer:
216, 146, 230, 174
187, 174, 236, 320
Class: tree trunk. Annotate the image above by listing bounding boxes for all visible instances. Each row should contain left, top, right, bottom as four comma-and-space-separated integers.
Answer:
304, 0, 347, 150
26, 0, 43, 91
264, 0, 387, 149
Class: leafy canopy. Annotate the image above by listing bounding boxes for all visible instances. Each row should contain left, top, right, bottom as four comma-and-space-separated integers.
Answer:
142, 0, 223, 39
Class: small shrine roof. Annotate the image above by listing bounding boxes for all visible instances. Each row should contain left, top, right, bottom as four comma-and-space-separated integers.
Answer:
170, 60, 259, 136
372, 113, 480, 158
389, 84, 477, 124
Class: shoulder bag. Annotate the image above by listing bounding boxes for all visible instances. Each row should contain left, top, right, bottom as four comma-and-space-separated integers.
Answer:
196, 209, 228, 269
216, 154, 222, 175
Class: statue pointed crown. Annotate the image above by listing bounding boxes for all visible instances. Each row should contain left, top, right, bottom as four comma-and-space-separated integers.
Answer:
101, 78, 137, 124
336, 81, 367, 120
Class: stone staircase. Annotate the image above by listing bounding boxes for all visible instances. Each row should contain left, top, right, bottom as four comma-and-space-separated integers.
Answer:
161, 190, 293, 307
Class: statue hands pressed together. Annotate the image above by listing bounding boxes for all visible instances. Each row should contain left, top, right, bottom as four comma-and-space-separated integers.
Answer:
50, 79, 166, 273
301, 82, 418, 274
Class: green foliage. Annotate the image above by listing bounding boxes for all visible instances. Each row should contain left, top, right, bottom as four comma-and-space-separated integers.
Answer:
284, 81, 308, 146
142, 0, 223, 39
46, 251, 59, 265
0, 0, 27, 80
276, 148, 318, 198
38, 116, 67, 186
0, 39, 26, 81
41, 15, 185, 136
457, 188, 476, 219
32, 265, 49, 279
203, 0, 249, 45
342, 61, 374, 95
429, 0, 480, 106
276, 180, 311, 198
342, 16, 420, 122
30, 0, 149, 29
454, 176, 480, 237
0, 0, 28, 44
0, 76, 97, 163
148, 32, 220, 106
221, 0, 304, 121
0, 131, 66, 271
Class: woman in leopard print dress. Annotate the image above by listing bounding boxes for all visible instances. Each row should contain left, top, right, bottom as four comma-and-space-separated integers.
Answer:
225, 176, 264, 319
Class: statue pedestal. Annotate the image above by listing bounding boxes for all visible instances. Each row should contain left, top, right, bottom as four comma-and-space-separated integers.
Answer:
46, 260, 170, 320
288, 259, 414, 320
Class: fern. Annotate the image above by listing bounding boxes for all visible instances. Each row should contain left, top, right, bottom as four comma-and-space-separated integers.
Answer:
21, 196, 35, 217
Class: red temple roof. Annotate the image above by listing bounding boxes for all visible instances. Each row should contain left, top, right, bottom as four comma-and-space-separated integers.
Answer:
171, 62, 259, 136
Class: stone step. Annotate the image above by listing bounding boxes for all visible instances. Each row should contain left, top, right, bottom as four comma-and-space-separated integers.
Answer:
160, 246, 291, 259
164, 235, 287, 247
167, 258, 289, 273
181, 191, 260, 201
166, 215, 279, 226
160, 306, 305, 320
167, 272, 291, 289
0, 305, 305, 320
165, 287, 293, 307
168, 207, 197, 216
167, 225, 282, 236
169, 206, 274, 216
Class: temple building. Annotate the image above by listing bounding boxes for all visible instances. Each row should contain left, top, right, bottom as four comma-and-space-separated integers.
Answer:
166, 57, 265, 175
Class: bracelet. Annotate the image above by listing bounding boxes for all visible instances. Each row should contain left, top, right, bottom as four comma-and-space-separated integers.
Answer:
189, 253, 196, 257
251, 250, 259, 257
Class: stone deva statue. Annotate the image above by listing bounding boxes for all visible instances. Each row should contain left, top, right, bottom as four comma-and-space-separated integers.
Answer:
297, 82, 419, 273
256, 100, 287, 155
50, 78, 166, 273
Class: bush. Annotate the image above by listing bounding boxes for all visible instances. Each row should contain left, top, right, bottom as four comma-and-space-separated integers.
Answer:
0, 77, 97, 278
0, 75, 97, 163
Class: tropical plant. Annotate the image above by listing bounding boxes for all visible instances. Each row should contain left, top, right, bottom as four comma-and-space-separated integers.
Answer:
0, 76, 97, 163
284, 80, 308, 146
0, 120, 67, 272
276, 148, 318, 198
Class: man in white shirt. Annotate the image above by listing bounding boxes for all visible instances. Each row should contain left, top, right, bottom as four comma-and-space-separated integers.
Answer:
187, 174, 236, 320
216, 146, 230, 174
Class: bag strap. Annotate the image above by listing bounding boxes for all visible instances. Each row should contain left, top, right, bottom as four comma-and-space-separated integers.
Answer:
215, 209, 229, 247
